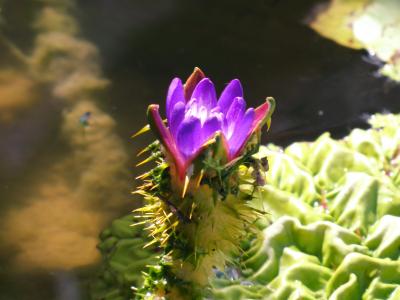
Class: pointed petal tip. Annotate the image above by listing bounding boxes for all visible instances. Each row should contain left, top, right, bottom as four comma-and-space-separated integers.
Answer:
253, 97, 275, 130
218, 78, 244, 114
148, 103, 160, 113
230, 78, 242, 86
229, 79, 243, 92
191, 78, 217, 108
170, 77, 182, 84
266, 97, 276, 114
184, 67, 206, 100
192, 67, 205, 77
166, 79, 184, 120
168, 78, 183, 94
265, 97, 276, 130
196, 77, 214, 86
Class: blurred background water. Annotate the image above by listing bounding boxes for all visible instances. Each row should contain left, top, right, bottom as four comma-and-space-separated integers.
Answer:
0, 0, 399, 299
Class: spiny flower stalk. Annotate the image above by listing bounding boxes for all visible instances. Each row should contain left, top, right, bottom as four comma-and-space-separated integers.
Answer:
133, 68, 275, 299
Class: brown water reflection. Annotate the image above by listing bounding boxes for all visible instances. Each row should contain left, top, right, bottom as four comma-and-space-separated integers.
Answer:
1, 101, 129, 271
0, 1, 133, 299
0, 70, 38, 123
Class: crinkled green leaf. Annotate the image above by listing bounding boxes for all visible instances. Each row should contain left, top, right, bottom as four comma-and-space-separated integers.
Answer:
212, 113, 400, 299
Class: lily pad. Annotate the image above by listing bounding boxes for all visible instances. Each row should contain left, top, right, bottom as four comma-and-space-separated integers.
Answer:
309, 0, 400, 81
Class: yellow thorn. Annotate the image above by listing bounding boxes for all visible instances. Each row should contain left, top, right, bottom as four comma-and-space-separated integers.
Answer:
131, 190, 147, 196
144, 238, 159, 248
134, 206, 152, 212
136, 183, 152, 190
136, 146, 150, 157
131, 124, 150, 138
181, 175, 190, 198
145, 223, 156, 230
130, 220, 148, 226
135, 171, 151, 180
136, 156, 155, 167
189, 202, 196, 220
160, 235, 171, 246
149, 184, 159, 191
195, 169, 204, 188
163, 221, 178, 233
163, 211, 173, 221
132, 214, 149, 218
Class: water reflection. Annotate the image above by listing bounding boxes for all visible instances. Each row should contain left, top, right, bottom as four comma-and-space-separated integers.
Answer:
54, 272, 81, 300
1, 102, 128, 270
0, 1, 131, 299
0, 70, 38, 123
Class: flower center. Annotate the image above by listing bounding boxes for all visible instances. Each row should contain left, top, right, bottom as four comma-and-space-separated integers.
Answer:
185, 99, 221, 126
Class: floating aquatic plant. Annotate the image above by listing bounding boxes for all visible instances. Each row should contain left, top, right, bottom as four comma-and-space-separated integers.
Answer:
211, 113, 400, 299
132, 68, 275, 299
308, 0, 400, 82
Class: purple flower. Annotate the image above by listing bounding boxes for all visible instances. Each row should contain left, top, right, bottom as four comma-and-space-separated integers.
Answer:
148, 68, 274, 180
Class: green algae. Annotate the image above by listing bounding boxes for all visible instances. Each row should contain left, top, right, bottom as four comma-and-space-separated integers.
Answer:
211, 113, 400, 299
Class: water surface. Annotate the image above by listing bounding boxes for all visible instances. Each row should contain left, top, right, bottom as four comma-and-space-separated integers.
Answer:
1, 1, 400, 299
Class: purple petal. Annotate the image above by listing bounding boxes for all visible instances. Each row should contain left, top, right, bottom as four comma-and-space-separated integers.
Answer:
228, 108, 255, 158
166, 78, 184, 121
191, 78, 217, 109
201, 116, 222, 143
184, 98, 199, 119
169, 102, 185, 138
226, 97, 246, 123
176, 117, 201, 159
217, 79, 243, 114
147, 104, 184, 169
224, 97, 246, 139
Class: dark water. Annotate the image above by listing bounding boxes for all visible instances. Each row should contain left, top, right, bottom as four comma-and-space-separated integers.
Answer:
0, 0, 400, 299
79, 0, 400, 142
